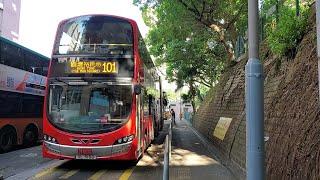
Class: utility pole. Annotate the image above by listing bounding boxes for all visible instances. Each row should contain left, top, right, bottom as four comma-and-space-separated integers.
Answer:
246, 0, 265, 179
317, 0, 320, 103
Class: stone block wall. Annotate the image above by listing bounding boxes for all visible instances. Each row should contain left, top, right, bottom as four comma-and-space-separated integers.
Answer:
192, 7, 320, 179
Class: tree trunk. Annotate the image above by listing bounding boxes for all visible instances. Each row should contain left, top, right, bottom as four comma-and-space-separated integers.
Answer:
188, 81, 197, 114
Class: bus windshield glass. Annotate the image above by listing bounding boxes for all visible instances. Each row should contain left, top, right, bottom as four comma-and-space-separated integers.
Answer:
53, 15, 133, 55
48, 83, 132, 134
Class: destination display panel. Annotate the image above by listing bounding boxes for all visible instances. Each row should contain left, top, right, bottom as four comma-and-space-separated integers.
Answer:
67, 60, 118, 74
50, 57, 134, 78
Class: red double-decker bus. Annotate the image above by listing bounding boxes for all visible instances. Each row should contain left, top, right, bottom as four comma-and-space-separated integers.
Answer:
42, 15, 165, 160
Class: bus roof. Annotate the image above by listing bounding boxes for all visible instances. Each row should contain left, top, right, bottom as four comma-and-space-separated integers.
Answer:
0, 36, 50, 61
60, 14, 135, 24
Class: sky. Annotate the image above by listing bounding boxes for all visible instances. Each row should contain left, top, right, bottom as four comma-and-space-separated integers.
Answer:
19, 0, 148, 57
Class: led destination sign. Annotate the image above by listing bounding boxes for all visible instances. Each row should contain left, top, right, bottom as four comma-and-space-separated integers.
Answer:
69, 60, 118, 74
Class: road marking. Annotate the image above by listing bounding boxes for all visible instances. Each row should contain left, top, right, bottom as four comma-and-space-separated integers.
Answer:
59, 169, 79, 179
88, 170, 106, 180
119, 167, 135, 180
33, 166, 57, 179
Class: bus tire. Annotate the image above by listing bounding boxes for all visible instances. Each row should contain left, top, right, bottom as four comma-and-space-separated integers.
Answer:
0, 126, 17, 153
127, 159, 138, 167
23, 125, 38, 147
154, 116, 159, 137
154, 128, 159, 138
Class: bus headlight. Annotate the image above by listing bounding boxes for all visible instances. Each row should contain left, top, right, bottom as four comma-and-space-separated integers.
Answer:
44, 134, 58, 144
114, 135, 134, 145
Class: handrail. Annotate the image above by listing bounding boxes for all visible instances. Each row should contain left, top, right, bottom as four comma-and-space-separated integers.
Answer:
163, 121, 172, 180
169, 122, 172, 159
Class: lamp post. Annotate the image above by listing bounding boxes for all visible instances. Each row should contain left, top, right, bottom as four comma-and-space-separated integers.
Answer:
245, 0, 265, 179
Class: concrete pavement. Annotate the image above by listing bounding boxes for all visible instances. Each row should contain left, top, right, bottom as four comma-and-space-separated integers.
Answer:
169, 118, 236, 180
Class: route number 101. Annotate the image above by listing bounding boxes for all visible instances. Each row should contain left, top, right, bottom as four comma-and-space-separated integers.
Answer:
102, 62, 117, 73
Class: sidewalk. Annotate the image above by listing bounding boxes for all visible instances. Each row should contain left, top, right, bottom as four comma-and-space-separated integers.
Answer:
169, 118, 236, 180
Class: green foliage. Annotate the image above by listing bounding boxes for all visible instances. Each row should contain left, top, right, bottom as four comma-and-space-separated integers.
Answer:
143, 0, 227, 91
194, 84, 211, 108
181, 93, 192, 103
164, 90, 180, 101
198, 84, 210, 99
263, 0, 309, 56
147, 1, 230, 82
180, 84, 210, 108
134, 0, 248, 111
146, 87, 158, 97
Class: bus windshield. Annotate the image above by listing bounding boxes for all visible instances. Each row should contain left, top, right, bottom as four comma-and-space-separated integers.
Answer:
48, 83, 132, 134
53, 15, 133, 55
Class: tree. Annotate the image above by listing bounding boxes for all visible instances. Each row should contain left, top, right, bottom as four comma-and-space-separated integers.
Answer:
133, 0, 247, 110
134, 0, 248, 62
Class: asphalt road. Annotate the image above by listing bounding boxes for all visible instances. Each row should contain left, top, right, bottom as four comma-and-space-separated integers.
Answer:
0, 124, 168, 180
0, 120, 235, 180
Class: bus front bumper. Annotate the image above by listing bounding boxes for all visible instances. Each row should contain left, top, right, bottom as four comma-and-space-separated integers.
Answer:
43, 141, 133, 160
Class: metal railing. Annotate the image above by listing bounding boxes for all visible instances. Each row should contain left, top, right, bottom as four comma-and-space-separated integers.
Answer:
163, 121, 172, 180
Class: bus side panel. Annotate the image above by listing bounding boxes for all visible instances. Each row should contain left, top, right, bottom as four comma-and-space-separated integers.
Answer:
0, 118, 42, 145
142, 115, 154, 150
0, 64, 47, 96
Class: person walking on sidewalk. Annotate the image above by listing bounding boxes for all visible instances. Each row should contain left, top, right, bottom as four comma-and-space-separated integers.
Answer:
170, 109, 176, 125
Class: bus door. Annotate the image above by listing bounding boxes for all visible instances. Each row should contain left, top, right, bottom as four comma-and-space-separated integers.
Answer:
136, 92, 143, 156
141, 89, 148, 149
148, 95, 156, 139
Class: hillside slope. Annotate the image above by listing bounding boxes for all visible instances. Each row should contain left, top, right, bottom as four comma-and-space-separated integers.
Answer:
193, 5, 320, 179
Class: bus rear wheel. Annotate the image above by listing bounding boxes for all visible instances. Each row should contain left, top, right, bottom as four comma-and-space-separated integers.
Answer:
23, 126, 38, 147
0, 127, 16, 153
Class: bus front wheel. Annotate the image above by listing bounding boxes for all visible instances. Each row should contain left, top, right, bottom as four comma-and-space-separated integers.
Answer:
0, 127, 16, 153
23, 126, 38, 147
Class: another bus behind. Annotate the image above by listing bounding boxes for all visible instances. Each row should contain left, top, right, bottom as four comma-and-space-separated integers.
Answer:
0, 36, 49, 153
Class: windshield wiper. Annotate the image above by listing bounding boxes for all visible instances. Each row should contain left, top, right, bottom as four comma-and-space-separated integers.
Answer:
50, 77, 91, 86
50, 77, 69, 85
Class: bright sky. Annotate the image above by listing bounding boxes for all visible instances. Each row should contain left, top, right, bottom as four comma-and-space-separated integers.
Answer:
19, 0, 148, 57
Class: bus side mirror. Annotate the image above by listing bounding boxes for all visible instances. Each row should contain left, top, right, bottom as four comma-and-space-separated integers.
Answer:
134, 84, 142, 95
43, 67, 48, 75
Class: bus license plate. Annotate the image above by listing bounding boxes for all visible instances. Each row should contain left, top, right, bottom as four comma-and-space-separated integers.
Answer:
75, 155, 97, 160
